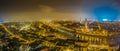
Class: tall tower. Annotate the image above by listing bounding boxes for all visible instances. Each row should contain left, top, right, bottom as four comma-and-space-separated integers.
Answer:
85, 18, 89, 32
97, 21, 102, 30
79, 19, 82, 24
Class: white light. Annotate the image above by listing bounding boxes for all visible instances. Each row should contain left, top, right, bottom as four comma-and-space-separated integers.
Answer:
102, 19, 108, 21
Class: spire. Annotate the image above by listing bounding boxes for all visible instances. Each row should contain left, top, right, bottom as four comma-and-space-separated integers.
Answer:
79, 19, 82, 24
97, 21, 101, 30
85, 18, 89, 32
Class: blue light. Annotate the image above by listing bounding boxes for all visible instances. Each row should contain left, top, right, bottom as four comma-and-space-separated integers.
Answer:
102, 19, 108, 21
0, 19, 4, 23
93, 6, 119, 21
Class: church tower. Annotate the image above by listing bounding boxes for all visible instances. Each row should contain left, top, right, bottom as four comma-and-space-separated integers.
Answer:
97, 21, 102, 30
85, 18, 89, 32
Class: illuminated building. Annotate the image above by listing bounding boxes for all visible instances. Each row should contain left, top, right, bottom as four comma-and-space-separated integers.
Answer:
0, 21, 118, 51
74, 19, 117, 51
38, 20, 118, 51
41, 20, 118, 51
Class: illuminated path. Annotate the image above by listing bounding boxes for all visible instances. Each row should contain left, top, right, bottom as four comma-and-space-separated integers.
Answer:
41, 21, 76, 39
42, 21, 108, 39
0, 24, 36, 44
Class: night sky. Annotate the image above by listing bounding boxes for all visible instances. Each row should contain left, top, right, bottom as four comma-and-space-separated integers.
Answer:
0, 0, 120, 22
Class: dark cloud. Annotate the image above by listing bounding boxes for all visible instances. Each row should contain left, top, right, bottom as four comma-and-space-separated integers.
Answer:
0, 0, 120, 21
0, 0, 118, 13
0, 0, 82, 13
